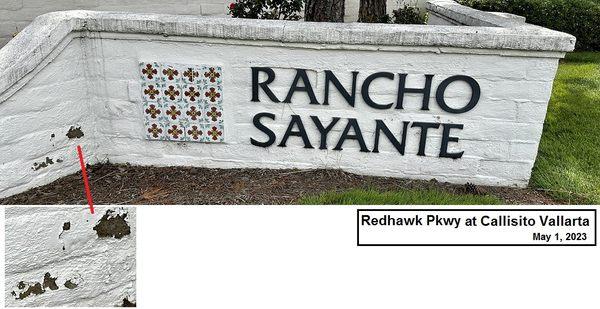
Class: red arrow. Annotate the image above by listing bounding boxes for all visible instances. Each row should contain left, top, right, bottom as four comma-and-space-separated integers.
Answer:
77, 145, 95, 214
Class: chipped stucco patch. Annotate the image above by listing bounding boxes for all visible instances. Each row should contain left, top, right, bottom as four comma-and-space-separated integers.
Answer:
4, 206, 136, 307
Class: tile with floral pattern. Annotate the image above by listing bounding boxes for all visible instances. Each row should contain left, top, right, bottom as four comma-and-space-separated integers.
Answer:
184, 105, 203, 122
163, 103, 185, 122
143, 101, 164, 121
185, 124, 205, 142
202, 66, 223, 86
141, 82, 162, 102
181, 66, 202, 84
145, 121, 164, 140
205, 122, 224, 143
140, 62, 161, 82
140, 61, 223, 143
204, 104, 223, 123
203, 85, 223, 105
183, 84, 202, 105
164, 124, 186, 142
163, 83, 183, 103
161, 63, 182, 83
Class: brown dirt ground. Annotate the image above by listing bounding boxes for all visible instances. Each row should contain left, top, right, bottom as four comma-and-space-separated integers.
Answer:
0, 163, 563, 205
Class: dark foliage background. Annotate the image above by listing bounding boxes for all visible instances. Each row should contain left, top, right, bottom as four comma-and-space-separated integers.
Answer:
228, 0, 304, 20
459, 0, 600, 51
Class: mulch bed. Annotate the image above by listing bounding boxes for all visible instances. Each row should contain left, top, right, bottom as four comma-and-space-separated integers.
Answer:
0, 163, 560, 205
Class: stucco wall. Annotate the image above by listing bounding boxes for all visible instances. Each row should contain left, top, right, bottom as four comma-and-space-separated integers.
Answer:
98, 36, 556, 187
0, 4, 575, 197
0, 36, 96, 198
4, 206, 136, 307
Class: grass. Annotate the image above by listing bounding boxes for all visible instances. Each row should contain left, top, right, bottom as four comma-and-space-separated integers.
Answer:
530, 52, 600, 204
300, 188, 502, 205
301, 52, 600, 205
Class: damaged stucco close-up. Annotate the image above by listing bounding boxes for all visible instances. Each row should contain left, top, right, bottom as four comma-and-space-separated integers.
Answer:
4, 206, 136, 307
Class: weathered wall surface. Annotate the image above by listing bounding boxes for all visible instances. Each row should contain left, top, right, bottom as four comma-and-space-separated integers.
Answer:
0, 0, 416, 48
0, 35, 98, 198
0, 4, 575, 197
0, 0, 228, 47
4, 206, 136, 307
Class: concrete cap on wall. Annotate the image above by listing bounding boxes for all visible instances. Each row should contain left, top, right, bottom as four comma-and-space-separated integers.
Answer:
0, 6, 576, 102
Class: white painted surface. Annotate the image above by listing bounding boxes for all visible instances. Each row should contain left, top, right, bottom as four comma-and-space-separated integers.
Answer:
0, 7, 574, 198
0, 0, 231, 47
0, 0, 528, 47
4, 206, 136, 307
0, 0, 414, 47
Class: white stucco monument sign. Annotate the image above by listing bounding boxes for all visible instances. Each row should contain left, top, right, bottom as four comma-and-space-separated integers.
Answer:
0, 0, 576, 198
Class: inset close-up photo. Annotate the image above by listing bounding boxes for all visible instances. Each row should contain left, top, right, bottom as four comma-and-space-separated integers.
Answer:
4, 206, 136, 307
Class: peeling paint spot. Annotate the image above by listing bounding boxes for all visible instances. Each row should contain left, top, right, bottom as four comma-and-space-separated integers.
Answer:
122, 297, 136, 307
64, 280, 78, 289
59, 221, 71, 240
93, 209, 131, 239
43, 273, 59, 291
66, 126, 84, 139
32, 157, 54, 171
14, 281, 45, 300
14, 272, 68, 300
63, 274, 83, 290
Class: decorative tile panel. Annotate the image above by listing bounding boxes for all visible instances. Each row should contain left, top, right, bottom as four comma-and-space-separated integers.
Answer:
140, 62, 224, 143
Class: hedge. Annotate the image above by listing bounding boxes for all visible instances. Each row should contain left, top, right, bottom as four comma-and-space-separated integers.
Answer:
458, 0, 600, 51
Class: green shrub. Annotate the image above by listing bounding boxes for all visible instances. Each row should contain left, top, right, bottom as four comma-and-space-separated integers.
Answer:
228, 0, 304, 20
392, 5, 428, 24
458, 0, 600, 51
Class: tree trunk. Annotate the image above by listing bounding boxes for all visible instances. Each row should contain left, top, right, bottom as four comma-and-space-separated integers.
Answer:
358, 0, 387, 23
304, 0, 345, 22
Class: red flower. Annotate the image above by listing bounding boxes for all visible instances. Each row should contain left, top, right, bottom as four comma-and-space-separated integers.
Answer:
229, 3, 235, 10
